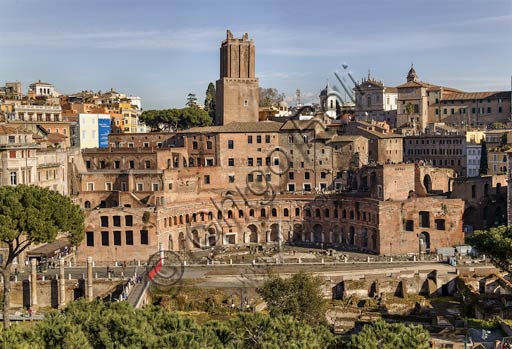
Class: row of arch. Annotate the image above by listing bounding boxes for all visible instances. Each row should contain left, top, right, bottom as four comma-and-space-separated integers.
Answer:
163, 206, 377, 229
169, 222, 379, 252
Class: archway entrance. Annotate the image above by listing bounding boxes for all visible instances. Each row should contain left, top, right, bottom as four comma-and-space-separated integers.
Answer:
293, 224, 302, 242
270, 224, 279, 242
207, 227, 217, 247
349, 227, 355, 245
248, 224, 258, 243
313, 224, 323, 243
191, 229, 200, 248
419, 232, 430, 253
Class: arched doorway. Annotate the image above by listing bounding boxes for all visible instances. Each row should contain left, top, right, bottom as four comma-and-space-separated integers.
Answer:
191, 229, 200, 248
248, 224, 258, 243
423, 175, 432, 193
293, 224, 303, 242
349, 226, 355, 245
463, 206, 478, 232
207, 227, 217, 247
313, 224, 323, 243
419, 232, 430, 253
270, 224, 279, 242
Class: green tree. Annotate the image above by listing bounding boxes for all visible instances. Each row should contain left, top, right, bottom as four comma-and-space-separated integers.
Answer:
204, 82, 216, 119
468, 225, 512, 271
140, 108, 212, 132
479, 140, 488, 175
0, 185, 84, 328
259, 87, 285, 107
348, 319, 430, 349
186, 93, 198, 108
0, 300, 339, 348
257, 271, 326, 326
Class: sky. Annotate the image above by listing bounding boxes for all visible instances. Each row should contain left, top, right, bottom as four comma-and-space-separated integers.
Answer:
0, 0, 511, 109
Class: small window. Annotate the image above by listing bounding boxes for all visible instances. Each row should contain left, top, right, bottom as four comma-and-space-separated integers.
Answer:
419, 211, 430, 228
257, 136, 262, 143
125, 215, 133, 226
228, 158, 234, 166
140, 230, 149, 245
265, 135, 271, 143
404, 220, 414, 231
129, 160, 135, 169
435, 219, 445, 230
228, 175, 235, 183
100, 216, 109, 227
204, 175, 210, 184
248, 135, 253, 144
113, 216, 121, 227
228, 140, 234, 149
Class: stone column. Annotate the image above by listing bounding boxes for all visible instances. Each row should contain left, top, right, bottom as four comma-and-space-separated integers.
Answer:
87, 257, 93, 301
30, 259, 37, 307
59, 258, 65, 307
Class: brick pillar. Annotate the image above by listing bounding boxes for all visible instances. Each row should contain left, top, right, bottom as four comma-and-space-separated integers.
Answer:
30, 259, 37, 307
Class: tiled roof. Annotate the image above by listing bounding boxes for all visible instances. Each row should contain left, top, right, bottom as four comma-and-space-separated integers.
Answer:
441, 91, 510, 101
396, 80, 433, 88
384, 87, 398, 93
0, 124, 31, 135
327, 135, 364, 143
183, 121, 284, 134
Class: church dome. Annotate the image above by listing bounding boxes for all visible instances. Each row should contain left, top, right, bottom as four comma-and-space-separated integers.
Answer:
278, 100, 288, 108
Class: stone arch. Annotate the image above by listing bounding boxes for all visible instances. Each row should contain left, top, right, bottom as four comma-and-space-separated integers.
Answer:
179, 215, 183, 225
313, 224, 323, 242
185, 214, 190, 224
419, 232, 430, 253
270, 223, 279, 242
248, 224, 258, 243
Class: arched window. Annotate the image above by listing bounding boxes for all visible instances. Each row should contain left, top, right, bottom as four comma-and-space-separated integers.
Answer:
315, 208, 321, 217
295, 207, 300, 216
217, 211, 222, 219
305, 208, 311, 217
271, 208, 277, 217
84, 201, 91, 209
261, 208, 266, 217
228, 210, 233, 219
284, 208, 289, 217
238, 210, 244, 218
249, 209, 255, 217
324, 208, 329, 218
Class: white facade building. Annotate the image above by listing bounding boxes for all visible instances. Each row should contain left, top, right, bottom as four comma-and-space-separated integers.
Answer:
466, 143, 482, 177
78, 113, 111, 149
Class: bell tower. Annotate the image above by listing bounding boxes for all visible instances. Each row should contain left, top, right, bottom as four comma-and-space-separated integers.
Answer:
215, 30, 260, 125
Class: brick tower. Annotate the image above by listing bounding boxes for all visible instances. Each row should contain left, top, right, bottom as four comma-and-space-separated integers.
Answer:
215, 30, 259, 125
